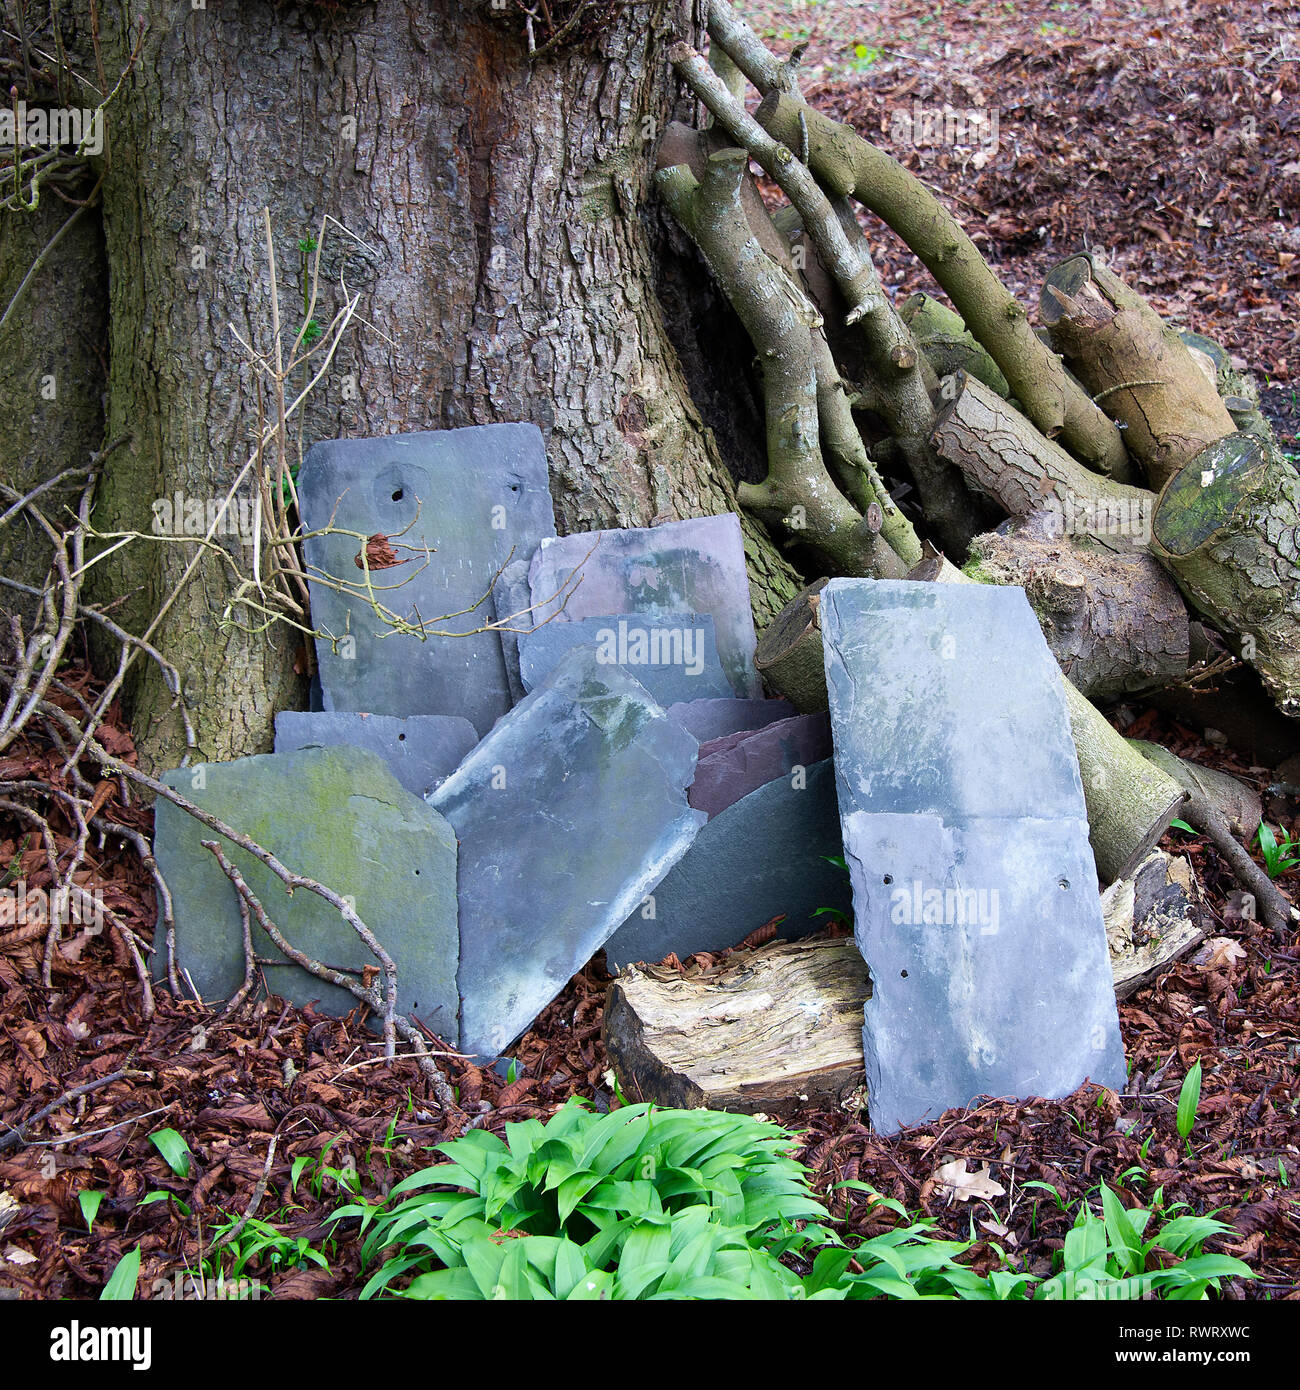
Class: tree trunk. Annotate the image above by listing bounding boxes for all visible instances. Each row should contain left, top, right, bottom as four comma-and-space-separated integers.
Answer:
87, 0, 800, 770
0, 194, 107, 628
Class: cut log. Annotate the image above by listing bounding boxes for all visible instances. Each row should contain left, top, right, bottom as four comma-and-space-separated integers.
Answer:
755, 91, 1132, 481
603, 886, 1200, 1110
966, 516, 1190, 701
755, 577, 831, 711
603, 935, 870, 1114
1103, 850, 1206, 999
931, 371, 1155, 534
1128, 741, 1263, 840
1151, 432, 1300, 717
1040, 254, 1235, 490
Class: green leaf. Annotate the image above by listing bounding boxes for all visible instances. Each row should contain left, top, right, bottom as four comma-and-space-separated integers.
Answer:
148, 1128, 192, 1178
1176, 1059, 1203, 1140
1099, 1185, 1144, 1275
101, 1246, 141, 1301
79, 1189, 104, 1233
1168, 819, 1196, 834
290, 1155, 312, 1192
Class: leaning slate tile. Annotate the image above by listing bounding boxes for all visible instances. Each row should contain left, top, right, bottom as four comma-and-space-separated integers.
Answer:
820, 579, 1126, 1133
527, 514, 761, 698
299, 424, 556, 737
153, 746, 458, 1042
274, 711, 478, 799
821, 580, 1088, 823
664, 697, 797, 742
606, 759, 849, 970
518, 613, 733, 705
690, 713, 833, 820
428, 648, 705, 1061
841, 812, 1127, 1132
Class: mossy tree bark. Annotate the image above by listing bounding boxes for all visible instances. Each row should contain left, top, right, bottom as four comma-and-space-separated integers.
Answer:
1151, 432, 1300, 716
84, 0, 801, 770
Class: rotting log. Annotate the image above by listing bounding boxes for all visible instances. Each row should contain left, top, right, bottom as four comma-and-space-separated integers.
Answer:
754, 91, 1132, 482
754, 577, 830, 711
931, 371, 1154, 532
603, 935, 870, 1114
1040, 254, 1235, 490
966, 517, 1190, 702
604, 897, 1201, 1111
1151, 432, 1300, 717
1103, 850, 1206, 999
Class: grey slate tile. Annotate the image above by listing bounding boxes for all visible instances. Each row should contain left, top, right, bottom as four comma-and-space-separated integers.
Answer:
153, 746, 459, 1042
274, 711, 478, 799
664, 697, 797, 742
820, 579, 1126, 1133
428, 648, 705, 1060
526, 514, 761, 699
298, 424, 556, 737
518, 613, 733, 705
606, 758, 850, 969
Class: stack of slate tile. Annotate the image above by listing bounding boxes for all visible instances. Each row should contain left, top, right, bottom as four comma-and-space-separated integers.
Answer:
151, 425, 1127, 1126
153, 427, 812, 1064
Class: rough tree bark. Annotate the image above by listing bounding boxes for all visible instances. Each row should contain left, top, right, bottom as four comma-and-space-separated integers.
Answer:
80, 0, 801, 769
0, 195, 107, 627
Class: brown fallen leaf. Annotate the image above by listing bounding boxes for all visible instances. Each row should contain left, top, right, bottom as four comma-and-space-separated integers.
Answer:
354, 534, 401, 571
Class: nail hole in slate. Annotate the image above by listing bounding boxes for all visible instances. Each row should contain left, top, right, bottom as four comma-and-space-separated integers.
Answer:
883, 874, 893, 885
1058, 878, 1070, 891
398, 733, 406, 741
392, 488, 404, 502
900, 970, 908, 978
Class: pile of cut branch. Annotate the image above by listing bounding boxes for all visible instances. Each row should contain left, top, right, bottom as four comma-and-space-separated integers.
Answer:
658, 0, 1299, 926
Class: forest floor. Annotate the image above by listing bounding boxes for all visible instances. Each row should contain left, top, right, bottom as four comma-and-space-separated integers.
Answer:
2, 0, 1299, 1301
